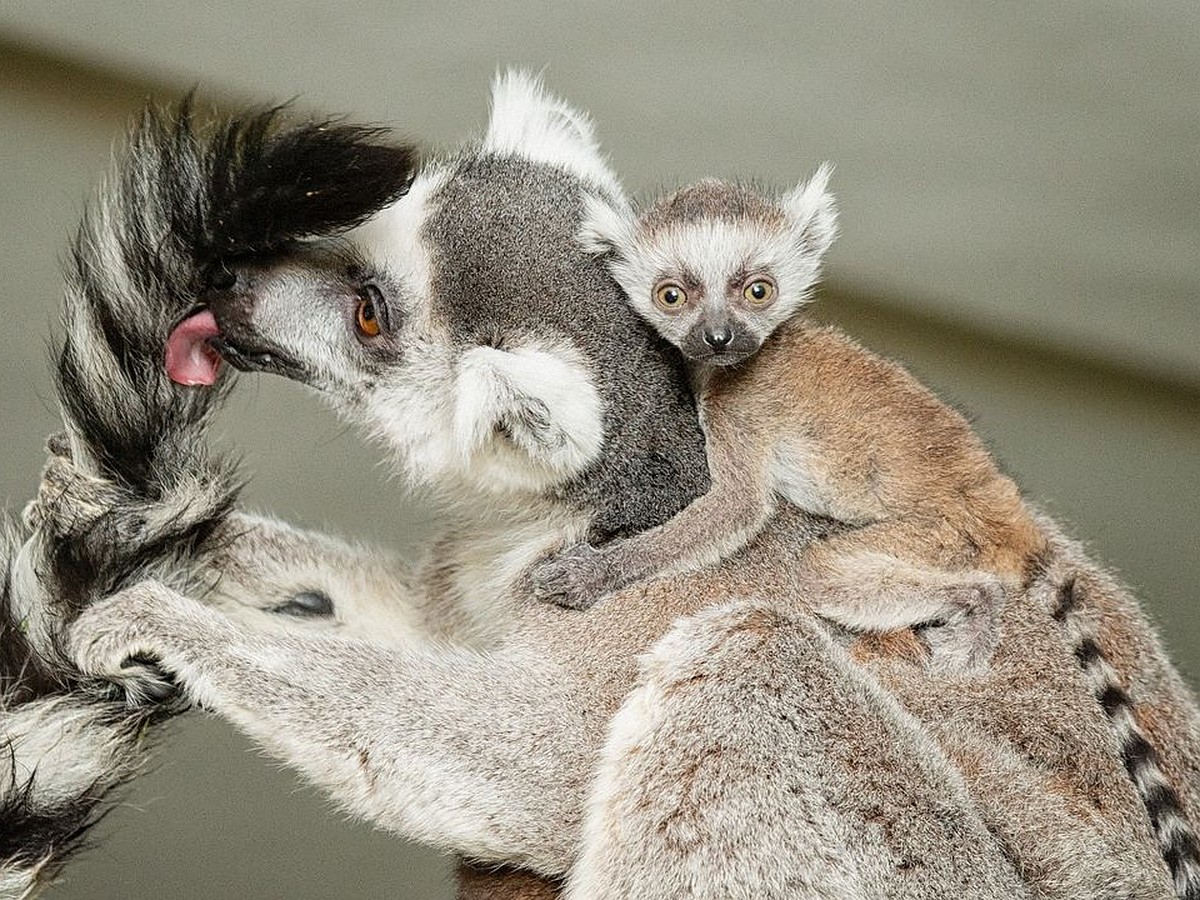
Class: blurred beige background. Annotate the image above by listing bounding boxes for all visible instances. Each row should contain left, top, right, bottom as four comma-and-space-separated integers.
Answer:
0, 4, 1197, 898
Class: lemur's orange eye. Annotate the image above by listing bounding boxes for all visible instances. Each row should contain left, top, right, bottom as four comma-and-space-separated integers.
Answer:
356, 289, 382, 337
743, 278, 776, 306
654, 282, 688, 311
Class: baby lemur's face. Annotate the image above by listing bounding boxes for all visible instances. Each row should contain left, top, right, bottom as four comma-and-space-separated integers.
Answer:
581, 167, 837, 367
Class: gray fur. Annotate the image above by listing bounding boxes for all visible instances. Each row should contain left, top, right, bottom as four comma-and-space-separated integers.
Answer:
424, 154, 710, 541
566, 599, 1036, 900
1035, 517, 1200, 899
0, 513, 157, 900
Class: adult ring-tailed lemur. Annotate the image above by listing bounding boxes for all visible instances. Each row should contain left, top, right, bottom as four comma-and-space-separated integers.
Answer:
7, 74, 1200, 899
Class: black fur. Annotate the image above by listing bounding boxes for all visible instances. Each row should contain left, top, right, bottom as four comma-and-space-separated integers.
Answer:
1051, 575, 1078, 621
0, 740, 109, 883
1073, 636, 1102, 665
200, 102, 418, 262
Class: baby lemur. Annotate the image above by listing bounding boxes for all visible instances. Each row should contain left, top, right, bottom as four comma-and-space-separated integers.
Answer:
533, 166, 1046, 669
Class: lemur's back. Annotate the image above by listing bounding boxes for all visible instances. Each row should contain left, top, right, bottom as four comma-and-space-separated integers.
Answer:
708, 317, 1045, 579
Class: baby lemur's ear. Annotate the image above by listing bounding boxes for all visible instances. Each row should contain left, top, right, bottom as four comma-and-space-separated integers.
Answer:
577, 193, 635, 259
782, 162, 838, 257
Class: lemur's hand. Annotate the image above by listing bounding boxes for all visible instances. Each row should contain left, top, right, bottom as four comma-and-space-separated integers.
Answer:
23, 433, 134, 539
25, 430, 233, 553
68, 579, 201, 709
530, 543, 627, 610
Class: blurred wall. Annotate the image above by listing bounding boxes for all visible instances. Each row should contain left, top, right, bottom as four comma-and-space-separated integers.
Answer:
0, 6, 1197, 898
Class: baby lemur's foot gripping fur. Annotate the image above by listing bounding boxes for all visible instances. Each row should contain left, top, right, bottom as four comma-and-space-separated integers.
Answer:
530, 543, 623, 610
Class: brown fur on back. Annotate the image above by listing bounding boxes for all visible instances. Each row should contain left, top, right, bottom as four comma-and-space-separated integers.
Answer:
705, 317, 1046, 580
502, 318, 1196, 895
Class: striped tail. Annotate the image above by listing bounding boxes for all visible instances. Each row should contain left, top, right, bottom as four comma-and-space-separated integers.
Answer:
1054, 576, 1200, 899
1, 99, 418, 897
0, 514, 164, 900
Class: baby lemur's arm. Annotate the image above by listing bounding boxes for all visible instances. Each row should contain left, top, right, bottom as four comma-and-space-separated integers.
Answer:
533, 399, 1003, 670
532, 402, 778, 609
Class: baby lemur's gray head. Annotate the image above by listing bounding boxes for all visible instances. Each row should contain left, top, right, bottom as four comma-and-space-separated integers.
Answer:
581, 167, 837, 367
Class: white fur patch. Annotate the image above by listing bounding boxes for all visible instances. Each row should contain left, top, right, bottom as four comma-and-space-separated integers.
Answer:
365, 341, 459, 484
577, 192, 635, 256
782, 162, 839, 257
483, 70, 623, 199
452, 341, 604, 492
0, 698, 135, 809
9, 538, 57, 658
771, 440, 832, 516
350, 165, 449, 304
366, 338, 603, 498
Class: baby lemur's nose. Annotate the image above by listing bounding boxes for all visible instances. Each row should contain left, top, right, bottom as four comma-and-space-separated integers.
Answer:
704, 326, 733, 350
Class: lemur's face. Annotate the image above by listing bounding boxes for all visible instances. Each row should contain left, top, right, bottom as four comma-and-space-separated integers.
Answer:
204, 248, 412, 398
581, 171, 837, 369
621, 218, 798, 368
203, 167, 520, 494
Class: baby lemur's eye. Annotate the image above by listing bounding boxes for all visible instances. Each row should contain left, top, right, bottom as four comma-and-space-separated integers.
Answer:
654, 282, 688, 311
355, 286, 384, 338
743, 278, 776, 306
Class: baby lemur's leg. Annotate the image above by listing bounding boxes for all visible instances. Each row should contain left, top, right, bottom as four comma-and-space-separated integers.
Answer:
566, 600, 1032, 899
66, 580, 600, 877
804, 541, 1005, 673
533, 407, 776, 610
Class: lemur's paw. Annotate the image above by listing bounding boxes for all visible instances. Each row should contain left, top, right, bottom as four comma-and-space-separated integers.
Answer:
23, 438, 132, 538
68, 582, 188, 709
924, 577, 1006, 674
530, 544, 622, 610
95, 657, 181, 708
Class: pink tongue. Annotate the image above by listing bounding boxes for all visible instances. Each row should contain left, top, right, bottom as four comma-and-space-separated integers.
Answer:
165, 310, 222, 386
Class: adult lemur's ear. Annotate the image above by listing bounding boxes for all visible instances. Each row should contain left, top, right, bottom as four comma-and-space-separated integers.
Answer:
577, 193, 635, 259
453, 344, 604, 484
484, 70, 623, 199
782, 162, 838, 258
